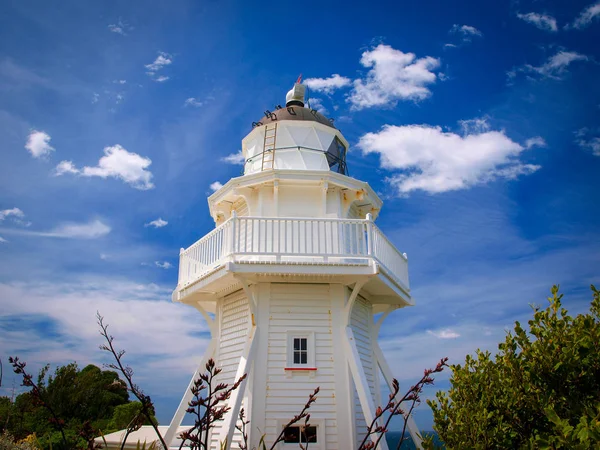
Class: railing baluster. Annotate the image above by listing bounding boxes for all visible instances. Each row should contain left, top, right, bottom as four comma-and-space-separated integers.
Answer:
303, 220, 307, 254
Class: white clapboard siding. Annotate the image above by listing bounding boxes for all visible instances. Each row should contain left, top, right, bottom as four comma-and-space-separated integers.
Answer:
265, 283, 338, 449
351, 294, 375, 444
210, 290, 249, 449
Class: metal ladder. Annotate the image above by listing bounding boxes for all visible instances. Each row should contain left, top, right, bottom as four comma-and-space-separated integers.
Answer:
261, 123, 277, 171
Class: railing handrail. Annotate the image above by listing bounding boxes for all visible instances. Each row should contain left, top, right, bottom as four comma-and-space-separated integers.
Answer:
370, 222, 409, 262
184, 216, 233, 253
237, 216, 367, 223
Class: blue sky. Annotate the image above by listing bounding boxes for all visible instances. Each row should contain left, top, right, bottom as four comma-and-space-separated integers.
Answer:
1, 0, 599, 432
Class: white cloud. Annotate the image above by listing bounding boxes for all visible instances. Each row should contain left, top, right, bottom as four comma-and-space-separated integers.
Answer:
184, 97, 203, 107
145, 218, 168, 228
304, 74, 351, 94
459, 117, 491, 134
108, 24, 125, 35
0, 236, 7, 243
155, 261, 172, 269
0, 207, 24, 221
221, 151, 245, 165
450, 24, 483, 41
525, 137, 547, 149
348, 44, 440, 110
517, 12, 558, 32
569, 1, 600, 29
443, 43, 457, 49
92, 93, 99, 104
308, 97, 328, 115
25, 130, 54, 158
209, 181, 223, 192
57, 145, 154, 190
575, 128, 600, 156
108, 20, 131, 35
0, 207, 30, 228
145, 53, 172, 72
580, 138, 600, 156
357, 118, 541, 195
114, 79, 127, 84
532, 51, 588, 78
427, 329, 460, 339
2, 219, 111, 239
48, 220, 111, 239
145, 52, 172, 82
513, 50, 588, 81
55, 160, 79, 176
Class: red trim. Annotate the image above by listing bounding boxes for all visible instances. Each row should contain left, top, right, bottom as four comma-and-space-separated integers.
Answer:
284, 367, 317, 371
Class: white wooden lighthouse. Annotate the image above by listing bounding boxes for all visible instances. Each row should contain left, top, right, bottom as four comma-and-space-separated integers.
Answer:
165, 81, 421, 449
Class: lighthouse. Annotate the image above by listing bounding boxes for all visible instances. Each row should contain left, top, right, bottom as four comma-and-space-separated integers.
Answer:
165, 80, 420, 449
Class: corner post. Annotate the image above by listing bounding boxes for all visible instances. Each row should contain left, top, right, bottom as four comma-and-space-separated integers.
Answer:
230, 210, 238, 257
178, 247, 185, 288
366, 213, 374, 257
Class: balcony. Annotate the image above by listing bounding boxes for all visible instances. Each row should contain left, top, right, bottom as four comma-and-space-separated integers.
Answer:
174, 215, 410, 306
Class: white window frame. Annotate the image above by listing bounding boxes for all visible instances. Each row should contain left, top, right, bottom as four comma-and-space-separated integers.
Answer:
286, 331, 315, 369
276, 418, 324, 450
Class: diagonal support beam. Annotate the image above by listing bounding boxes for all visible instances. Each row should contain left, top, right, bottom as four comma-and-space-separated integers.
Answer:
235, 275, 256, 327
164, 339, 218, 447
344, 327, 390, 450
374, 305, 396, 336
217, 326, 257, 447
373, 340, 423, 449
192, 301, 217, 336
343, 279, 367, 327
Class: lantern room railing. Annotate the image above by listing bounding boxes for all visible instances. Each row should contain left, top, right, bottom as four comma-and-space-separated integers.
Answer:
177, 215, 409, 290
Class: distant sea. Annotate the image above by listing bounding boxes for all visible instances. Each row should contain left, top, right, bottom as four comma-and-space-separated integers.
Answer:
385, 431, 444, 449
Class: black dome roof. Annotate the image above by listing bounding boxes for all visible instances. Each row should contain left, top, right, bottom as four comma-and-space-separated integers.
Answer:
254, 106, 335, 129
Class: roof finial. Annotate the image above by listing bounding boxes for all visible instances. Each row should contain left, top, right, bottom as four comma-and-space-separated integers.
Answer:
286, 77, 306, 107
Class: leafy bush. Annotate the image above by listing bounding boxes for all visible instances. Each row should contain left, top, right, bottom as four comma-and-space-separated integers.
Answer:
428, 285, 600, 449
107, 402, 156, 432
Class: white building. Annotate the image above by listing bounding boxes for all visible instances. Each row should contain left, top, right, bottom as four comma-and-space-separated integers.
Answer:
163, 81, 422, 449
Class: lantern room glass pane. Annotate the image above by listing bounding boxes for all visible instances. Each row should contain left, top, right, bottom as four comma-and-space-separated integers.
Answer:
326, 136, 347, 175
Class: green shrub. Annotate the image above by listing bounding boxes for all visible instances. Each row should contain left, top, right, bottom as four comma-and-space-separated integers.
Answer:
428, 285, 600, 449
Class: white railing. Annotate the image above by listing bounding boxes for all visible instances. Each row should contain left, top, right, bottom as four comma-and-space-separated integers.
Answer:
178, 215, 408, 289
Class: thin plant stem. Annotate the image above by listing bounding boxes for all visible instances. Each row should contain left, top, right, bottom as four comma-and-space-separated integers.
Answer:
97, 313, 168, 450
269, 387, 319, 450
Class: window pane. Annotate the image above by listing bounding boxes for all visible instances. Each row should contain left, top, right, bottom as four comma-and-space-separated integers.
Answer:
325, 137, 347, 174
300, 338, 307, 350
294, 352, 300, 364
293, 338, 300, 350
283, 427, 300, 443
302, 426, 317, 443
301, 352, 307, 364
